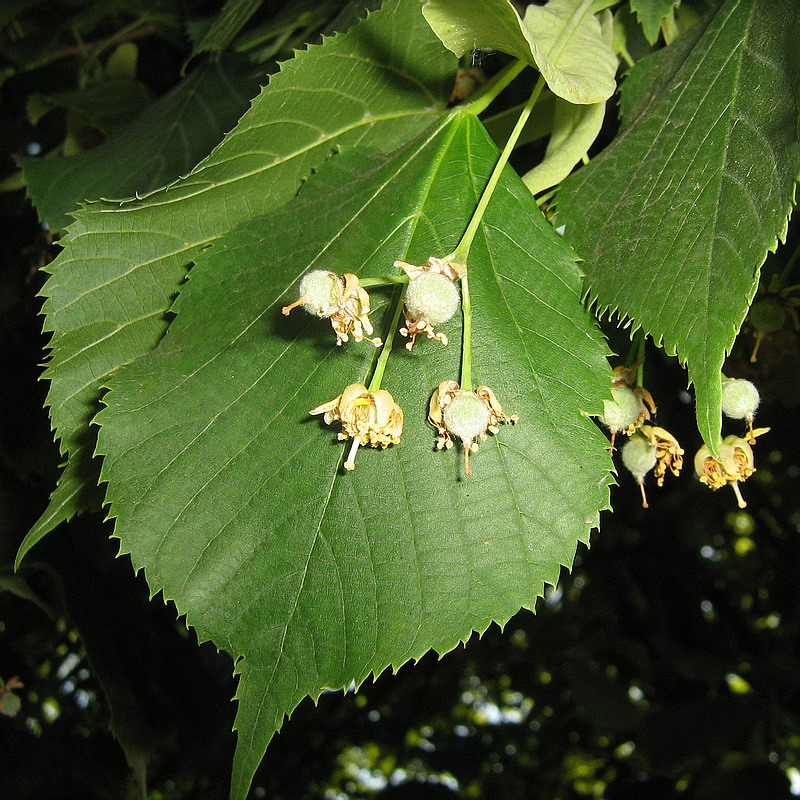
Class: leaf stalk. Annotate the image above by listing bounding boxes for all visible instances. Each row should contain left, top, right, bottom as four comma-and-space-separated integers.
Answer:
367, 283, 407, 392
448, 74, 547, 389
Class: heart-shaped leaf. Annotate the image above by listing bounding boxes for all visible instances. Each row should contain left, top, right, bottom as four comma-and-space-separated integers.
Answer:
96, 110, 612, 799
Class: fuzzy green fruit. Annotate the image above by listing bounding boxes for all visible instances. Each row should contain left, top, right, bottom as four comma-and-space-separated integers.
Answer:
599, 384, 641, 432
404, 273, 460, 325
298, 270, 338, 317
443, 392, 490, 443
721, 378, 760, 420
621, 437, 657, 479
749, 297, 785, 334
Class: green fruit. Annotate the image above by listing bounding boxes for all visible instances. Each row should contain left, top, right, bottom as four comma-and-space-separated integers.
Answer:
721, 378, 760, 420
599, 384, 641, 432
443, 392, 490, 443
621, 437, 656, 479
298, 270, 338, 317
749, 297, 785, 334
404, 273, 460, 325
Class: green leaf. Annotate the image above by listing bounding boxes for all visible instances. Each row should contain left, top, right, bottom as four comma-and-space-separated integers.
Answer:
21, 57, 260, 230
422, 0, 617, 103
523, 99, 605, 195
35, 0, 456, 538
95, 111, 612, 800
192, 0, 263, 56
630, 0, 679, 44
522, 10, 613, 195
556, 0, 800, 450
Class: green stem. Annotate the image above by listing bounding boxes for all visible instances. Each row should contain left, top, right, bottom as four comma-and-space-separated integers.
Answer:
367, 284, 406, 392
448, 75, 546, 390
462, 59, 527, 116
625, 329, 646, 386
634, 331, 645, 387
460, 270, 473, 390
448, 74, 546, 266
359, 275, 407, 289
534, 187, 558, 206
776, 240, 800, 290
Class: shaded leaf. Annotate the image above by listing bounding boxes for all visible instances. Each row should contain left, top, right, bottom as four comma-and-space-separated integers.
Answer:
630, 0, 679, 44
95, 111, 611, 800
192, 0, 263, 56
556, 0, 800, 449
523, 99, 606, 195
422, 0, 617, 103
27, 79, 153, 136
32, 0, 456, 551
21, 56, 260, 230
15, 447, 105, 568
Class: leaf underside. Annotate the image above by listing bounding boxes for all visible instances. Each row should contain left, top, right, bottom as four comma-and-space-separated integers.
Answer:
96, 111, 612, 800
422, 0, 617, 104
26, 0, 456, 555
522, 10, 613, 195
556, 0, 800, 449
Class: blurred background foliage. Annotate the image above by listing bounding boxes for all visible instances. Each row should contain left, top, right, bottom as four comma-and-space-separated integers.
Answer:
1, 0, 799, 798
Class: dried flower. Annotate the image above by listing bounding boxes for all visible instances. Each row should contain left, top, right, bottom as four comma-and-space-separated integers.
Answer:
428, 380, 517, 476
310, 383, 403, 470
394, 257, 465, 283
282, 271, 381, 347
394, 257, 465, 350
694, 429, 769, 508
639, 425, 684, 486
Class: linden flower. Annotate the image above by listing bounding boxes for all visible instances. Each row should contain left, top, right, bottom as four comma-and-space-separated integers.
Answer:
428, 380, 517, 476
281, 271, 381, 347
310, 383, 403, 471
694, 429, 769, 508
639, 425, 684, 486
394, 257, 465, 349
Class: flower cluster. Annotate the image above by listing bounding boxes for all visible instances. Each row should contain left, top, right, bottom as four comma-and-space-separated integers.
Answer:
395, 257, 464, 349
620, 425, 684, 508
310, 383, 403, 471
598, 364, 656, 449
282, 259, 517, 476
693, 377, 769, 508
598, 363, 683, 507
